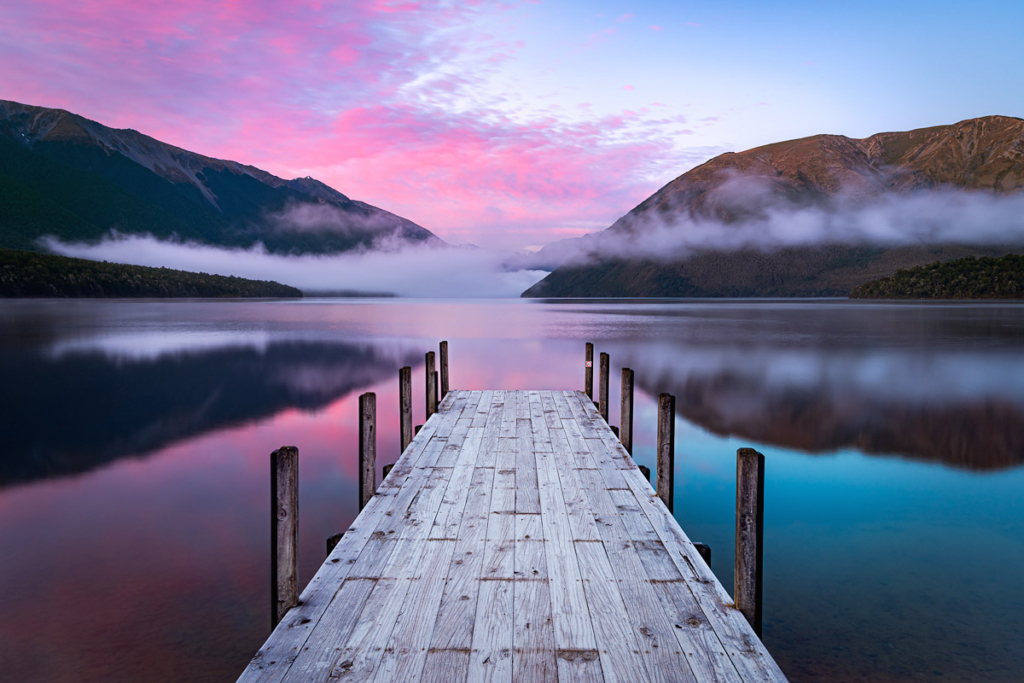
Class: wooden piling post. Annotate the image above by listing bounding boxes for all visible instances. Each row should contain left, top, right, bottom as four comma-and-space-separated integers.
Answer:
735, 447, 765, 637
639, 465, 651, 482
598, 352, 610, 422
326, 532, 343, 556
620, 367, 634, 454
415, 424, 423, 435
610, 425, 619, 437
657, 393, 675, 513
359, 393, 376, 511
399, 366, 412, 453
439, 341, 449, 399
382, 463, 394, 479
694, 542, 711, 567
425, 351, 436, 417
433, 370, 439, 411
271, 446, 298, 628
584, 342, 594, 400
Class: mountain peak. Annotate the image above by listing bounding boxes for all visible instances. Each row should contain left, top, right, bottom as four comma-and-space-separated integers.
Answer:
0, 98, 443, 254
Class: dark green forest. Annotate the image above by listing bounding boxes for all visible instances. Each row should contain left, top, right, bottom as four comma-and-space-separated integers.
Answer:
850, 254, 1024, 299
0, 248, 302, 298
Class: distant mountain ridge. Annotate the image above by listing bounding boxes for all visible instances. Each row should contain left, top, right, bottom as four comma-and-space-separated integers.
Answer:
0, 99, 442, 254
524, 116, 1024, 297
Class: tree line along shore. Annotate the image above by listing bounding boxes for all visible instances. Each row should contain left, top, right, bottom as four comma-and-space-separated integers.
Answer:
0, 248, 302, 298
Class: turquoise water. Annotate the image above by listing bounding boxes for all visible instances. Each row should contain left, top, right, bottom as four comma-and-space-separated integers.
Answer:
0, 298, 1021, 682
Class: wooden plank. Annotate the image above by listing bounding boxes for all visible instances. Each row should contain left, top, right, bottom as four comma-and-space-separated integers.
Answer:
472, 390, 493, 427
241, 390, 787, 683
549, 429, 601, 542
500, 390, 517, 438
533, 435, 598, 652
371, 426, 488, 682
572, 391, 750, 683
239, 397, 470, 683
468, 442, 516, 682
620, 468, 787, 682
421, 649, 470, 683
429, 465, 496, 651
574, 539, 654, 683
515, 418, 541, 514
574, 467, 698, 683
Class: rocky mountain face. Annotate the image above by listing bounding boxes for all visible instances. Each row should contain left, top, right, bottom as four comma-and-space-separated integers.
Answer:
0, 99, 442, 254
524, 116, 1024, 297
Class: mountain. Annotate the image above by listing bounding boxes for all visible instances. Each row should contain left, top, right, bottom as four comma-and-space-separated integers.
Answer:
0, 99, 442, 254
524, 116, 1024, 297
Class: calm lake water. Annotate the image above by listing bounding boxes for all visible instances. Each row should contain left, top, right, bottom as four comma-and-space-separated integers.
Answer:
1, 298, 1023, 683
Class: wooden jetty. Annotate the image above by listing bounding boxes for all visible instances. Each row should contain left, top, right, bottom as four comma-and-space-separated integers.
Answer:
239, 385, 787, 682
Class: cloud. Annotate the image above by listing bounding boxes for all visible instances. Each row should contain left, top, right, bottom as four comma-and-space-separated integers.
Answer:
41, 234, 549, 298
0, 0, 697, 251
558, 174, 1024, 265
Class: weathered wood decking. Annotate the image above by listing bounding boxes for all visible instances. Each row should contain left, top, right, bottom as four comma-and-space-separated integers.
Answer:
238, 390, 788, 683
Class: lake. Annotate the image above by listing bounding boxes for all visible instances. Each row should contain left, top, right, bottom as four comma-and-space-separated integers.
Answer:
1, 298, 1022, 682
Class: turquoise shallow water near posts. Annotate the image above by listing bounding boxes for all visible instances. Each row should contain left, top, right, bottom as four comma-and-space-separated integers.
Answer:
0, 298, 1022, 682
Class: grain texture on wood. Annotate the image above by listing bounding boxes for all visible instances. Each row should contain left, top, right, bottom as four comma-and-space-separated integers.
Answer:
359, 393, 376, 510
584, 342, 594, 399
239, 390, 786, 683
440, 340, 449, 399
426, 351, 437, 417
598, 352, 610, 422
271, 446, 298, 629
735, 448, 765, 638
620, 367, 634, 454
657, 393, 676, 514
400, 366, 413, 453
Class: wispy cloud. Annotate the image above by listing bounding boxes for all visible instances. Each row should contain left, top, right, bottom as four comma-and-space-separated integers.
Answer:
0, 0, 696, 250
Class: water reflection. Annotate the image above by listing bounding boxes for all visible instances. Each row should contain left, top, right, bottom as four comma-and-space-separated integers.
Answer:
617, 344, 1024, 470
0, 299, 1022, 683
0, 338, 419, 487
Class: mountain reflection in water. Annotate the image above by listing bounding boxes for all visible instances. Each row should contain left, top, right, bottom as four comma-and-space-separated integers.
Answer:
623, 346, 1024, 470
0, 299, 1022, 683
0, 337, 419, 487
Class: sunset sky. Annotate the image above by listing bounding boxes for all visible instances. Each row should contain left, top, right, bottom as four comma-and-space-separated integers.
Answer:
2, 0, 1022, 250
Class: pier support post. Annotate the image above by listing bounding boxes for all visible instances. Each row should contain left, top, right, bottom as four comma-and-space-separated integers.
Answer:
585, 342, 594, 400
359, 393, 376, 510
439, 341, 449, 399
415, 424, 423, 435
639, 465, 651, 482
599, 352, 610, 422
382, 463, 394, 480
426, 351, 437, 418
399, 366, 412, 453
434, 371, 439, 411
610, 425, 619, 437
271, 446, 298, 628
326, 532, 343, 556
735, 447, 765, 637
620, 368, 634, 453
694, 542, 711, 567
657, 393, 675, 513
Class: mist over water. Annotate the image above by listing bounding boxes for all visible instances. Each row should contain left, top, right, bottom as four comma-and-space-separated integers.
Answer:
0, 298, 1022, 683
41, 234, 549, 297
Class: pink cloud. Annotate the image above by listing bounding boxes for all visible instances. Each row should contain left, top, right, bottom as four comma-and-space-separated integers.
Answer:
616, 13, 634, 23
623, 85, 635, 91
650, 25, 663, 31
0, 0, 687, 249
